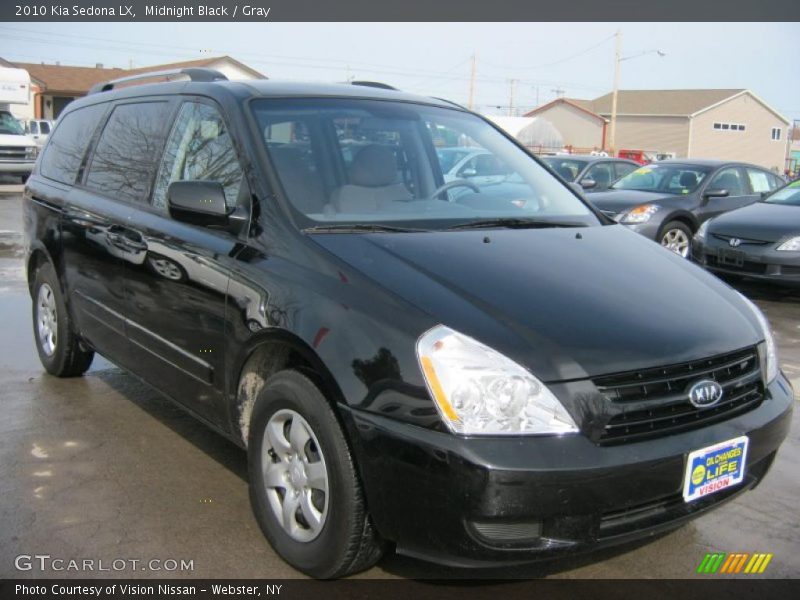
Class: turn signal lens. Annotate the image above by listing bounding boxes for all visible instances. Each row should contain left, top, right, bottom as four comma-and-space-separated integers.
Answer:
621, 204, 660, 224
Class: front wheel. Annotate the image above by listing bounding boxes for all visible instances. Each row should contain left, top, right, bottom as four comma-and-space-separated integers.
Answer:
31, 262, 94, 377
248, 370, 384, 578
659, 221, 693, 258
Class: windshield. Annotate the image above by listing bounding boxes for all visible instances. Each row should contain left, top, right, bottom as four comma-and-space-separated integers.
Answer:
611, 164, 711, 194
0, 112, 25, 136
541, 157, 589, 182
764, 180, 800, 206
251, 98, 599, 229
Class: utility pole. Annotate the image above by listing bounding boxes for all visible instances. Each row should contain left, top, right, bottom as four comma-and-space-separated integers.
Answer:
609, 29, 622, 155
551, 87, 565, 99
508, 79, 517, 116
467, 52, 477, 110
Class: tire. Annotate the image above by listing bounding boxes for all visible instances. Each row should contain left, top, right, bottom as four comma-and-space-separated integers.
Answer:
31, 261, 94, 377
658, 220, 693, 258
248, 370, 384, 578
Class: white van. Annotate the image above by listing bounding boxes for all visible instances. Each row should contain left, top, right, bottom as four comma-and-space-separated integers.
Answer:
0, 67, 39, 182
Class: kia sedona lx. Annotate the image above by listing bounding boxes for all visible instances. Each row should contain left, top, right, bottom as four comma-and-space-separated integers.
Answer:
23, 69, 793, 578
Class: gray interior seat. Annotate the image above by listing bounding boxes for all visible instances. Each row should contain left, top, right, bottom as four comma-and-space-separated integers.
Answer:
330, 144, 412, 213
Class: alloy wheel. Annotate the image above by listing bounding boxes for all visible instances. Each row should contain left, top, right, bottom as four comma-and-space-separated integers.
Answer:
36, 283, 58, 356
661, 228, 690, 257
261, 409, 329, 542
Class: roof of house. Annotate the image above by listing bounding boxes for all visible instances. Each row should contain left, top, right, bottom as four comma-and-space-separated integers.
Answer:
9, 55, 264, 95
590, 89, 746, 116
524, 97, 607, 122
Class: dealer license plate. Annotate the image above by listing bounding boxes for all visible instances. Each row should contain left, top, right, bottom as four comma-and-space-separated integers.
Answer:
682, 436, 749, 503
718, 248, 745, 267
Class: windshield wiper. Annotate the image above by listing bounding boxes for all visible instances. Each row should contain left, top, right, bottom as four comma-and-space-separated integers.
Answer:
303, 223, 429, 234
445, 218, 587, 231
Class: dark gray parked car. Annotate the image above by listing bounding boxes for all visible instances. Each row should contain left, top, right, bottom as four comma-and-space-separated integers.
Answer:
693, 180, 800, 285
541, 155, 639, 192
588, 160, 784, 257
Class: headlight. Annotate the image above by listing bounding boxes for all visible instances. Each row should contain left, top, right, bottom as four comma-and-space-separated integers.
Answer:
416, 325, 578, 435
739, 294, 779, 384
777, 236, 800, 251
25, 146, 38, 159
620, 204, 660, 224
695, 219, 710, 240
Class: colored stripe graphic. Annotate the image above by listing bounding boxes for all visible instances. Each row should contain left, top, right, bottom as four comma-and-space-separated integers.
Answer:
698, 552, 773, 574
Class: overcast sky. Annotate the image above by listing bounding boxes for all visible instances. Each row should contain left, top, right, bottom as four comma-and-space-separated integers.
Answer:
1, 22, 798, 122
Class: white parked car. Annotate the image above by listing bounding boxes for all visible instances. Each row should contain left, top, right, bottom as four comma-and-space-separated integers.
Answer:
20, 118, 54, 147
0, 111, 38, 183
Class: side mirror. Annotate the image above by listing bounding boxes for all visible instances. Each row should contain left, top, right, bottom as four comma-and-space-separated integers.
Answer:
704, 188, 729, 199
580, 178, 597, 190
168, 180, 230, 227
461, 168, 477, 178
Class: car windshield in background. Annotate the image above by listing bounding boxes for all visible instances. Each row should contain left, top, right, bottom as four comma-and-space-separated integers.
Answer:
250, 98, 599, 229
0, 112, 25, 135
611, 164, 711, 194
765, 181, 800, 206
541, 157, 589, 181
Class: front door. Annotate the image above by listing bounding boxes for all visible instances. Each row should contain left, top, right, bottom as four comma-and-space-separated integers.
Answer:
122, 99, 249, 425
699, 166, 758, 221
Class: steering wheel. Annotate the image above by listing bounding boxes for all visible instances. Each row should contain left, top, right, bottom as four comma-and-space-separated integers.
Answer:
430, 179, 481, 202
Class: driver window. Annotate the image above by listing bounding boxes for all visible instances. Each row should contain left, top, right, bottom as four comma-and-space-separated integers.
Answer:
585, 163, 613, 188
152, 101, 244, 211
708, 167, 747, 197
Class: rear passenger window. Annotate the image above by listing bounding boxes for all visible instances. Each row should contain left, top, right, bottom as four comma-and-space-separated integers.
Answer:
39, 104, 106, 184
614, 162, 637, 179
85, 101, 171, 203
746, 168, 775, 194
152, 102, 243, 211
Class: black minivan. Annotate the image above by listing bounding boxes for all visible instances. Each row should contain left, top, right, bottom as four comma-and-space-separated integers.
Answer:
24, 69, 793, 578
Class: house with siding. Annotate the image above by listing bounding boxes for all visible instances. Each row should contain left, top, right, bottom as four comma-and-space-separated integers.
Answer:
527, 89, 790, 171
523, 98, 608, 151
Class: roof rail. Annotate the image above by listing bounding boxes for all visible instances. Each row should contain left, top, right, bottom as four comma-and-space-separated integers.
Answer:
350, 80, 398, 91
431, 97, 469, 110
88, 67, 228, 95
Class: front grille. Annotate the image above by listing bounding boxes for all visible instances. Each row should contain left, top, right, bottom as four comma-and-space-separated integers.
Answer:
0, 146, 28, 161
593, 347, 764, 445
711, 233, 770, 246
706, 255, 768, 274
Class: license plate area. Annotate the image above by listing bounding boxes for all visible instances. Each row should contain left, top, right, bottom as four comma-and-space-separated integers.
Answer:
718, 248, 745, 267
683, 436, 748, 503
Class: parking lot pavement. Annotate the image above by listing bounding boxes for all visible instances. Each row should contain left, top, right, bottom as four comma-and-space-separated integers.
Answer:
0, 186, 798, 579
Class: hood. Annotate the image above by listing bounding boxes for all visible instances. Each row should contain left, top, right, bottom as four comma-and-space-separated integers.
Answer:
0, 133, 37, 147
708, 202, 800, 242
311, 225, 761, 382
588, 189, 682, 213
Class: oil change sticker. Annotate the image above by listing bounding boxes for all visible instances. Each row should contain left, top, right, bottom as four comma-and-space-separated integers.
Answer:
683, 436, 748, 503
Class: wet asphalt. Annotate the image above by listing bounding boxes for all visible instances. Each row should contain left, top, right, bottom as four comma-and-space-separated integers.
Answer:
0, 178, 798, 579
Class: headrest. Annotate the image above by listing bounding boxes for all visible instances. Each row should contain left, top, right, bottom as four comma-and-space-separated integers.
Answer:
679, 171, 697, 188
348, 144, 397, 187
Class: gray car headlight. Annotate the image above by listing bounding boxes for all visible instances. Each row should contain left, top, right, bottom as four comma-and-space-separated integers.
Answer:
776, 236, 800, 251
416, 325, 578, 435
695, 219, 710, 240
620, 203, 660, 224
739, 294, 779, 384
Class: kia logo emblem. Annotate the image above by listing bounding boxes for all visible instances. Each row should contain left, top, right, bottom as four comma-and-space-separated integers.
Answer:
729, 238, 742, 247
688, 380, 724, 408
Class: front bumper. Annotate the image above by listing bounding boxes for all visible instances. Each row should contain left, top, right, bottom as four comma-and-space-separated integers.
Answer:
693, 237, 800, 284
344, 374, 793, 567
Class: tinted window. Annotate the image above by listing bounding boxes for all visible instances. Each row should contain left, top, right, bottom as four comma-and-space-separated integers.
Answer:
708, 167, 747, 196
541, 157, 589, 181
40, 121, 51, 134
585, 162, 614, 186
152, 102, 244, 211
85, 102, 171, 203
614, 161, 637, 179
39, 104, 106, 184
28, 122, 39, 135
